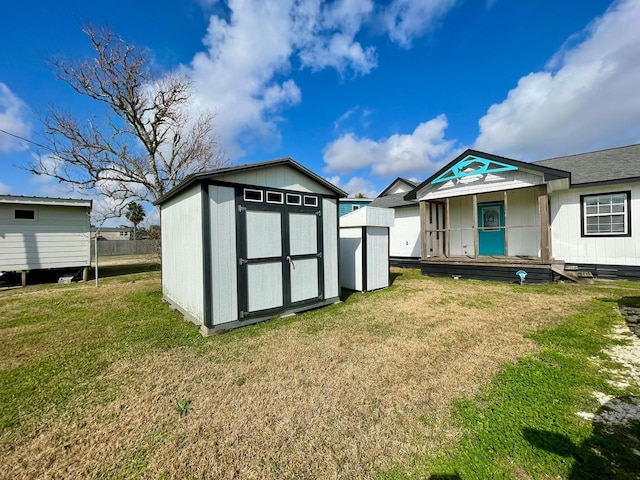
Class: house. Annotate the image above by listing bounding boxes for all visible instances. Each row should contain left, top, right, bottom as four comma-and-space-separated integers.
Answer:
404, 144, 640, 283
369, 177, 421, 263
91, 226, 133, 240
338, 197, 373, 216
155, 157, 347, 334
0, 195, 92, 285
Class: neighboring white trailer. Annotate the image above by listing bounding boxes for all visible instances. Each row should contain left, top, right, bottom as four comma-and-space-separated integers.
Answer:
339, 206, 394, 292
156, 158, 347, 334
0, 195, 92, 284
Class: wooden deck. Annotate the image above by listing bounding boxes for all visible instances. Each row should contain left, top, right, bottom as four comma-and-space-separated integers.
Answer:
419, 256, 558, 283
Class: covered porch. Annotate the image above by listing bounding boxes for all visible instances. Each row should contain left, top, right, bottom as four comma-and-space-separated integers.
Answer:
405, 149, 571, 283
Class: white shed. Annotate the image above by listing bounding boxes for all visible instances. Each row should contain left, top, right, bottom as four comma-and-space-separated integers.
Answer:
0, 195, 92, 284
155, 158, 347, 334
339, 206, 394, 292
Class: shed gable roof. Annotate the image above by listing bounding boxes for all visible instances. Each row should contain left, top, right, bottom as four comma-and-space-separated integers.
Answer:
155, 157, 347, 205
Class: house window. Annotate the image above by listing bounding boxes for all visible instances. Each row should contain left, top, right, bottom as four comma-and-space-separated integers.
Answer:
14, 209, 37, 221
581, 191, 631, 236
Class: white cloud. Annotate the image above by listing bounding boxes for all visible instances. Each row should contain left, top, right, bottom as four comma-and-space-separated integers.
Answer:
326, 174, 378, 198
381, 0, 458, 48
181, 0, 458, 158
323, 114, 456, 177
0, 182, 12, 194
0, 82, 31, 153
474, 0, 640, 159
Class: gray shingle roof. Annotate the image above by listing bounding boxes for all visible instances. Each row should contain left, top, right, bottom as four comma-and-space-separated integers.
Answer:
535, 144, 640, 186
369, 192, 417, 209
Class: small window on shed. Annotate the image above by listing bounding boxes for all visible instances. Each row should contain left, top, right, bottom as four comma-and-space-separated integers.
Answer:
303, 195, 318, 207
286, 193, 302, 205
14, 209, 36, 220
244, 189, 263, 202
266, 191, 284, 204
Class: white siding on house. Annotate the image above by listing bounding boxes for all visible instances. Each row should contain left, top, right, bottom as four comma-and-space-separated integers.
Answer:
366, 227, 389, 290
445, 189, 540, 257
386, 182, 413, 195
550, 183, 640, 265
209, 186, 238, 326
0, 203, 90, 271
390, 206, 421, 258
322, 197, 340, 299
418, 170, 544, 201
161, 185, 204, 324
505, 188, 540, 257
216, 165, 335, 195
448, 197, 474, 256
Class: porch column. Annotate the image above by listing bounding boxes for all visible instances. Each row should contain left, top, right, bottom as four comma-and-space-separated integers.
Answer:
472, 194, 478, 259
445, 198, 450, 258
420, 200, 427, 260
503, 190, 509, 257
538, 185, 551, 262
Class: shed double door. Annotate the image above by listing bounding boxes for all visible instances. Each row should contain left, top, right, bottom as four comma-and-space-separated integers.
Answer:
237, 199, 323, 320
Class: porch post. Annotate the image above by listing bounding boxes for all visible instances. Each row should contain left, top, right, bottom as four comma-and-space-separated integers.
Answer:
503, 190, 509, 257
445, 197, 450, 258
420, 200, 427, 260
472, 194, 478, 259
538, 185, 551, 262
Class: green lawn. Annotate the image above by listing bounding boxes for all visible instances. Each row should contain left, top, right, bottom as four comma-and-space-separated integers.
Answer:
1, 268, 639, 479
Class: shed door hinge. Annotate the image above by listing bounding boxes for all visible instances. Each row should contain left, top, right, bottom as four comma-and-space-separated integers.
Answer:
238, 205, 247, 213
315, 210, 322, 217
316, 252, 322, 258
239, 258, 248, 265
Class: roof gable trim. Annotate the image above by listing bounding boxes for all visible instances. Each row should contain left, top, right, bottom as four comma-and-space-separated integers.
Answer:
431, 154, 518, 184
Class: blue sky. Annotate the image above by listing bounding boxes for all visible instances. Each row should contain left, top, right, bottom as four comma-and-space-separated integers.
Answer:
1, 0, 639, 222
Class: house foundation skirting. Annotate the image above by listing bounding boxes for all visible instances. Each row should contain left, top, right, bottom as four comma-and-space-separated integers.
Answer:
420, 260, 554, 284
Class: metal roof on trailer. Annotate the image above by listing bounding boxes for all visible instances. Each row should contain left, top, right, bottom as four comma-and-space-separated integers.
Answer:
154, 157, 348, 205
0, 194, 92, 208
534, 143, 640, 186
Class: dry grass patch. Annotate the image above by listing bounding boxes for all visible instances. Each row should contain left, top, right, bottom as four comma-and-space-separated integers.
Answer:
0, 270, 603, 479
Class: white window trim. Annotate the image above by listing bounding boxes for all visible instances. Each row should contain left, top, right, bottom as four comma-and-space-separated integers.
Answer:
581, 191, 631, 237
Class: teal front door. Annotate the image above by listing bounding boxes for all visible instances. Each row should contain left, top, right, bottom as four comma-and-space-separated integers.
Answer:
478, 202, 505, 256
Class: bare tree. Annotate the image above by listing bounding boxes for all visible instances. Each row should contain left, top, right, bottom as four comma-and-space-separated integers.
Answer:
29, 25, 227, 205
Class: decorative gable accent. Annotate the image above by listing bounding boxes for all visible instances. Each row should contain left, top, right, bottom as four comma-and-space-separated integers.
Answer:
431, 154, 518, 185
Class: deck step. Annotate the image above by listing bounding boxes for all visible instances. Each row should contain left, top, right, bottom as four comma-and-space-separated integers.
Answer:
551, 264, 594, 283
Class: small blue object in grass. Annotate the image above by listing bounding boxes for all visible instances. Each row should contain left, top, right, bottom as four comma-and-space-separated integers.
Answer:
516, 270, 527, 285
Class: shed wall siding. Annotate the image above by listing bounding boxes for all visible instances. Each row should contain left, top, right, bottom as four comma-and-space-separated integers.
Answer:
0, 204, 90, 271
209, 186, 239, 325
339, 228, 362, 290
550, 183, 640, 265
322, 198, 339, 298
216, 165, 335, 195
366, 227, 389, 290
419, 170, 544, 201
161, 185, 204, 324
390, 206, 421, 258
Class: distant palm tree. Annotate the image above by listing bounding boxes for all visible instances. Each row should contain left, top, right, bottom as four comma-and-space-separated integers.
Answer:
125, 202, 145, 240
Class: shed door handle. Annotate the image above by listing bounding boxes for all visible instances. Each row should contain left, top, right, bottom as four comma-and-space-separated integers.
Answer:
286, 256, 294, 268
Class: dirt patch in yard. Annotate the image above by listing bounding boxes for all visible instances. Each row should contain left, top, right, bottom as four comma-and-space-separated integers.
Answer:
0, 271, 602, 479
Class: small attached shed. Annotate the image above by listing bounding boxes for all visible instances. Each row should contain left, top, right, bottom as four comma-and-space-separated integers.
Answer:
0, 195, 92, 284
155, 157, 347, 334
339, 206, 394, 292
